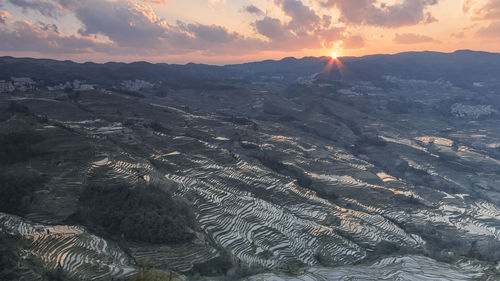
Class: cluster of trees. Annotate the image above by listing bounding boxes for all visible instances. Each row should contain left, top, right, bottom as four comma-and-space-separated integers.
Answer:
0, 131, 44, 165
0, 233, 21, 280
132, 259, 182, 281
191, 250, 233, 277
0, 171, 46, 215
404, 222, 500, 262
149, 120, 170, 135
0, 102, 48, 165
109, 88, 145, 98
387, 99, 424, 114
351, 133, 387, 156
0, 111, 47, 215
74, 183, 196, 244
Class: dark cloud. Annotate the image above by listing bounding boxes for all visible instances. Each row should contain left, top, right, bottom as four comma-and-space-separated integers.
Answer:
253, 0, 345, 51
0, 17, 260, 56
243, 4, 264, 15
393, 33, 437, 44
255, 16, 292, 40
476, 22, 500, 38
253, 0, 345, 50
70, 1, 265, 54
38, 21, 58, 33
74, 1, 168, 48
0, 19, 111, 53
0, 0, 345, 56
52, 0, 80, 11
0, 4, 263, 56
424, 12, 438, 24
7, 0, 60, 18
317, 0, 438, 27
274, 0, 320, 33
184, 23, 238, 43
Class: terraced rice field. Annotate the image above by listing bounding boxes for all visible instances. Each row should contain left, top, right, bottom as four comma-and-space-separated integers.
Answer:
2, 86, 499, 279
130, 243, 218, 272
0, 213, 136, 280
244, 255, 492, 280
73, 112, 500, 274
82, 130, 423, 269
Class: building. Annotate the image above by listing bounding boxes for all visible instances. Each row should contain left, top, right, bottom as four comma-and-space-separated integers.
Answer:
11, 77, 36, 91
0, 80, 15, 93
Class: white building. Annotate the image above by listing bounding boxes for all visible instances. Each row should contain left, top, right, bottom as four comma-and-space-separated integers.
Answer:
120, 80, 154, 91
0, 80, 15, 93
11, 77, 36, 91
47, 80, 95, 91
451, 103, 498, 119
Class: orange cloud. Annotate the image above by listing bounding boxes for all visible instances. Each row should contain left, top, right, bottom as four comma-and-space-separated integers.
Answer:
316, 0, 438, 27
476, 21, 500, 38
0, 10, 11, 25
342, 35, 365, 49
393, 33, 438, 44
143, 0, 166, 4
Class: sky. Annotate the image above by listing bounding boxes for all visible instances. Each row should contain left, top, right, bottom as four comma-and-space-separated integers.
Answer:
0, 0, 499, 64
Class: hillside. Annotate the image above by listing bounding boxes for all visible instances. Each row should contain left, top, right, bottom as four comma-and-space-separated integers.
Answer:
0, 51, 499, 280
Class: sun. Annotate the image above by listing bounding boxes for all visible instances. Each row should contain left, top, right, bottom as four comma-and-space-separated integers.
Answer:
330, 53, 339, 59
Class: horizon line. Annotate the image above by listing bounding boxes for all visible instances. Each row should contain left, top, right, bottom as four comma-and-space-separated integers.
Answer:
1, 49, 498, 67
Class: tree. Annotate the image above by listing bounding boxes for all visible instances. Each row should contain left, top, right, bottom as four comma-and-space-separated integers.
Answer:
132, 260, 181, 281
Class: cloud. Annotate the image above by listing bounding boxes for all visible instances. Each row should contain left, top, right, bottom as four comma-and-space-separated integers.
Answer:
451, 31, 465, 38
0, 0, 345, 56
184, 23, 237, 43
74, 1, 169, 48
243, 4, 264, 15
253, 17, 320, 50
0, 17, 260, 57
317, 0, 438, 27
69, 1, 266, 54
342, 34, 365, 49
463, 0, 500, 20
393, 33, 438, 44
7, 0, 60, 18
424, 12, 438, 24
316, 26, 344, 48
0, 2, 266, 56
144, 0, 166, 4
208, 0, 226, 5
38, 21, 58, 33
0, 19, 111, 53
0, 10, 11, 24
476, 21, 500, 38
253, 0, 345, 50
255, 17, 292, 40
462, 0, 475, 13
274, 0, 320, 33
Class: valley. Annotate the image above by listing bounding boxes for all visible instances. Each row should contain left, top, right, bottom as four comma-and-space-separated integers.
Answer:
0, 51, 499, 280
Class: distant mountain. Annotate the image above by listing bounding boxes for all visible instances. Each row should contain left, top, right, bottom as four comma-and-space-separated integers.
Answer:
1, 50, 500, 88
226, 50, 500, 88
336, 50, 500, 88
0, 57, 235, 88
225, 56, 331, 82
